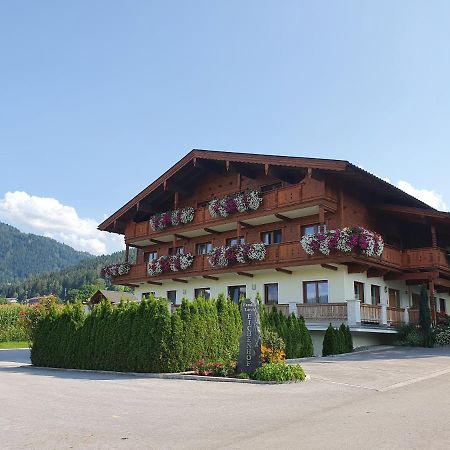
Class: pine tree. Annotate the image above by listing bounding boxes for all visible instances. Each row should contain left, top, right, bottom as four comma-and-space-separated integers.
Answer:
419, 284, 431, 332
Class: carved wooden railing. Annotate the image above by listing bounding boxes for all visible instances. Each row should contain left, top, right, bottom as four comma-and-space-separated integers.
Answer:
360, 304, 381, 324
296, 303, 348, 321
387, 307, 405, 325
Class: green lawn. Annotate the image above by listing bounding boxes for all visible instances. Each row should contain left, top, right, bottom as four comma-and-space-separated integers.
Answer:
0, 341, 30, 349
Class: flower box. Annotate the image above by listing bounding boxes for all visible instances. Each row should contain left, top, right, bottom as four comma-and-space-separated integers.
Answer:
149, 207, 195, 232
208, 190, 262, 218
300, 226, 384, 257
208, 243, 266, 268
101, 263, 132, 278
148, 253, 194, 276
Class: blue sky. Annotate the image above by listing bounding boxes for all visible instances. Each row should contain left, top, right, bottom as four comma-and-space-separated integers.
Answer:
1, 1, 449, 254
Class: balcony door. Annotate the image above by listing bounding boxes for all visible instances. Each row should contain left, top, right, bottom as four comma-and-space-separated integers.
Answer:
388, 289, 400, 308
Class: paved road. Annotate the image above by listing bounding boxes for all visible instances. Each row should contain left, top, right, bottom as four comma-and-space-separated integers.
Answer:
1, 347, 450, 449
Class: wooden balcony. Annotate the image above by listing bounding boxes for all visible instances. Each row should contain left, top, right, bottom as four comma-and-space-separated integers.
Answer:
125, 182, 337, 243
360, 304, 381, 324
296, 303, 348, 321
402, 248, 450, 271
387, 307, 405, 326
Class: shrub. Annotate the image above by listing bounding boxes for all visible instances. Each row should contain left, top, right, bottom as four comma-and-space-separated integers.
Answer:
261, 330, 285, 363
419, 284, 431, 332
193, 359, 236, 377
251, 362, 306, 382
31, 296, 242, 373
262, 307, 313, 358
0, 304, 29, 342
396, 324, 436, 348
323, 323, 353, 356
435, 329, 450, 346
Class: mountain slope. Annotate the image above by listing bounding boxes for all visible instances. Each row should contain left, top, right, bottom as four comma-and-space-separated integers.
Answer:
0, 221, 93, 284
0, 251, 128, 300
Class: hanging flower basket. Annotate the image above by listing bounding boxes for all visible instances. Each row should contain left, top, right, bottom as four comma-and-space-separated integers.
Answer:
101, 263, 132, 278
300, 227, 384, 257
207, 190, 262, 218
149, 207, 195, 232
208, 243, 266, 268
148, 253, 194, 276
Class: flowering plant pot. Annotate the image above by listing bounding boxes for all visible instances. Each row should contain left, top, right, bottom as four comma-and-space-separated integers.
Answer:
149, 207, 195, 231
208, 243, 266, 268
208, 190, 262, 218
101, 263, 132, 278
300, 226, 384, 257
148, 253, 194, 276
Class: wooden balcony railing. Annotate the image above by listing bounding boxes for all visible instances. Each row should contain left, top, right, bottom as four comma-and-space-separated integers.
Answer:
360, 304, 381, 324
125, 182, 337, 241
387, 307, 405, 325
402, 248, 449, 270
296, 303, 348, 321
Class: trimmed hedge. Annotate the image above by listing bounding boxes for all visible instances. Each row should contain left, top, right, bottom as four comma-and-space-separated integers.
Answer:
31, 296, 242, 373
261, 306, 314, 358
322, 323, 353, 356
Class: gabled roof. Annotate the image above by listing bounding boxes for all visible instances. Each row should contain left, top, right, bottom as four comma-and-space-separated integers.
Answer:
98, 149, 436, 234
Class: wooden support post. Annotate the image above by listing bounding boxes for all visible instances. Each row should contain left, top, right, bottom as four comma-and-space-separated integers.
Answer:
125, 244, 129, 263
429, 279, 437, 326
431, 224, 437, 249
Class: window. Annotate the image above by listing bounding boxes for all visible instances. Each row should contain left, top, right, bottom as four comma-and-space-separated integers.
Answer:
354, 281, 365, 302
301, 224, 320, 236
142, 292, 155, 300
167, 290, 177, 305
261, 182, 282, 193
228, 285, 246, 304
147, 251, 158, 262
303, 281, 328, 304
196, 242, 212, 255
194, 287, 211, 300
169, 246, 184, 255
226, 236, 245, 246
264, 283, 278, 305
261, 229, 282, 245
371, 285, 381, 305
439, 298, 446, 313
388, 288, 400, 308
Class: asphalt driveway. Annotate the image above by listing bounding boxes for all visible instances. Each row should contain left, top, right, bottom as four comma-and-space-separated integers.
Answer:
1, 346, 450, 449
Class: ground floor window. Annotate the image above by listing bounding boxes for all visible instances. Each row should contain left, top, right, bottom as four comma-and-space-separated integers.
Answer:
167, 290, 177, 305
371, 285, 381, 304
227, 285, 246, 304
194, 287, 211, 300
388, 288, 400, 308
439, 298, 446, 313
264, 283, 278, 305
354, 281, 365, 302
303, 281, 328, 304
142, 292, 155, 300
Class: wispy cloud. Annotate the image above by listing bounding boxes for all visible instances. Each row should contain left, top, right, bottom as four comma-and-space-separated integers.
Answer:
0, 191, 124, 255
395, 181, 447, 210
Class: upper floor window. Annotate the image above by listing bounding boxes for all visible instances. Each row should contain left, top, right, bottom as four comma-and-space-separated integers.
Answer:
147, 251, 158, 262
169, 246, 184, 256
196, 242, 213, 255
194, 287, 211, 300
301, 224, 320, 236
354, 281, 365, 302
226, 236, 245, 247
261, 182, 282, 193
261, 229, 282, 245
303, 281, 328, 304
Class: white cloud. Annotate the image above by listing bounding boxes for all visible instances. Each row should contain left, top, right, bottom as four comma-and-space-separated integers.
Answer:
0, 191, 124, 255
396, 181, 448, 211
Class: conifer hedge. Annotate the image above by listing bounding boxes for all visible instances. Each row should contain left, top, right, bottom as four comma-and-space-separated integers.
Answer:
261, 306, 314, 358
322, 323, 353, 356
31, 296, 242, 373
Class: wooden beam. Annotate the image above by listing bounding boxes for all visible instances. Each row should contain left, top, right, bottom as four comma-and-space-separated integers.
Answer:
231, 162, 261, 179
174, 233, 190, 241
172, 278, 188, 283
164, 180, 192, 197
275, 267, 292, 275
384, 271, 439, 281
123, 283, 140, 288
150, 238, 164, 244
345, 263, 369, 274
146, 281, 163, 286
270, 165, 305, 184
194, 158, 226, 174
238, 221, 254, 228
275, 213, 292, 222
237, 271, 254, 278
321, 264, 338, 271
204, 227, 220, 235
203, 275, 219, 281
367, 268, 387, 278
